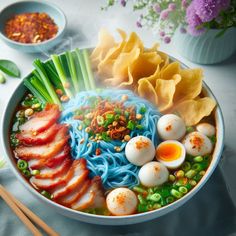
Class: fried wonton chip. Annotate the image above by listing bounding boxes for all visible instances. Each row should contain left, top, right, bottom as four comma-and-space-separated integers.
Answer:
97, 29, 127, 77
90, 29, 116, 68
104, 48, 140, 87
140, 66, 160, 87
160, 62, 181, 80
155, 79, 180, 112
173, 97, 216, 126
174, 68, 203, 103
138, 79, 158, 105
120, 52, 162, 88
121, 32, 144, 53
158, 51, 170, 69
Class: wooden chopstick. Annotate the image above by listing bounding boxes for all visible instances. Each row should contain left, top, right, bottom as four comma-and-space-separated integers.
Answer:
0, 185, 42, 236
0, 185, 59, 236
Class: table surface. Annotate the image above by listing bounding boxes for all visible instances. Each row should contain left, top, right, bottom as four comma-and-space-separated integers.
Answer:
0, 1, 236, 235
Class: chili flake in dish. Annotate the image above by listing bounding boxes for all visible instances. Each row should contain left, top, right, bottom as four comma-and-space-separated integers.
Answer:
4, 12, 58, 44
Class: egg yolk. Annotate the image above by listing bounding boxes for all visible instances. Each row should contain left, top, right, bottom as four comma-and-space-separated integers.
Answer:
156, 143, 182, 162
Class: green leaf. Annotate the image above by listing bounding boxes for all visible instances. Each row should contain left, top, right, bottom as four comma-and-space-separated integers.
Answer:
0, 60, 20, 78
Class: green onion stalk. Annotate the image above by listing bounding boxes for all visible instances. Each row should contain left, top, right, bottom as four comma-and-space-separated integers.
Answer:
33, 59, 62, 109
51, 54, 73, 98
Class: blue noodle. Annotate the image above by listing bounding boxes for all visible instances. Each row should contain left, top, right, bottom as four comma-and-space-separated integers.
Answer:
60, 89, 161, 189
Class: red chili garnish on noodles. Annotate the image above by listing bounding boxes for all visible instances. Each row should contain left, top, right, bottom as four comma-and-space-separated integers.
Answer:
4, 12, 58, 44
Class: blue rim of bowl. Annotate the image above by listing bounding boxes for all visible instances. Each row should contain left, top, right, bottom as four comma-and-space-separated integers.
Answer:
0, 0, 67, 47
0, 52, 225, 224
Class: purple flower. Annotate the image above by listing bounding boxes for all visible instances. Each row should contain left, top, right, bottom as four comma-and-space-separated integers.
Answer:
120, 0, 126, 7
136, 21, 142, 28
186, 2, 205, 36
153, 4, 161, 13
160, 31, 165, 37
160, 9, 170, 20
164, 36, 171, 44
194, 0, 229, 23
187, 25, 205, 36
181, 0, 188, 8
168, 3, 176, 11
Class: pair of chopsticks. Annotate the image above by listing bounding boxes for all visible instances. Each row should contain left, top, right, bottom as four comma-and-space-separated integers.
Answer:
0, 184, 59, 236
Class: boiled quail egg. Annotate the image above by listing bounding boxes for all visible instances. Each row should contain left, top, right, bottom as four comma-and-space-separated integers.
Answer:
138, 161, 169, 187
125, 136, 155, 166
106, 188, 138, 216
157, 114, 186, 141
183, 131, 213, 156
196, 123, 216, 137
156, 140, 186, 169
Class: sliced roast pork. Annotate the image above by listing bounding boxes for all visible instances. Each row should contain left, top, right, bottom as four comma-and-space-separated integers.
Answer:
51, 159, 89, 199
20, 104, 60, 134
16, 124, 60, 145
71, 176, 105, 210
28, 145, 70, 170
15, 126, 69, 160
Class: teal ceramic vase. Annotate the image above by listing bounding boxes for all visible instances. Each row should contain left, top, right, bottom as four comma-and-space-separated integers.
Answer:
173, 27, 236, 64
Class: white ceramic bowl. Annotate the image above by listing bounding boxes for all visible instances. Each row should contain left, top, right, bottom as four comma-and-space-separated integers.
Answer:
0, 55, 224, 225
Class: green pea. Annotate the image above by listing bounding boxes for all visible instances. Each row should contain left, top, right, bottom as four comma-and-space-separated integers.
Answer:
41, 190, 52, 199
192, 163, 202, 171
22, 169, 31, 178
193, 156, 203, 162
166, 196, 175, 204
179, 186, 188, 194
147, 193, 161, 202
170, 189, 183, 199
185, 170, 197, 179
182, 162, 191, 172
17, 160, 28, 170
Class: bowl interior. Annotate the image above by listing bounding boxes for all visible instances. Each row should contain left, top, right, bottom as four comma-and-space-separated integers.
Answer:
0, 1, 66, 45
0, 53, 225, 225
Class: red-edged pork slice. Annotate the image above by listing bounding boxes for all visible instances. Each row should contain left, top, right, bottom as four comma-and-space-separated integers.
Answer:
45, 145, 70, 168
89, 176, 106, 209
35, 158, 72, 179
56, 179, 91, 207
16, 124, 60, 145
30, 172, 67, 190
71, 186, 95, 210
20, 104, 60, 134
28, 145, 70, 170
52, 159, 89, 199
30, 159, 85, 190
71, 176, 105, 210
15, 126, 69, 160
28, 159, 42, 170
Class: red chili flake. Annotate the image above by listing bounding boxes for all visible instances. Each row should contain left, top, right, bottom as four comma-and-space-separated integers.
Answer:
95, 148, 101, 156
165, 124, 172, 131
4, 12, 58, 44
